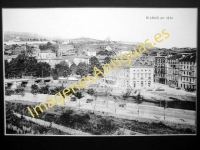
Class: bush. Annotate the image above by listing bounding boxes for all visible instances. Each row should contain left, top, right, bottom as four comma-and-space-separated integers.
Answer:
87, 89, 94, 95
70, 96, 76, 101
5, 89, 15, 96
31, 84, 39, 95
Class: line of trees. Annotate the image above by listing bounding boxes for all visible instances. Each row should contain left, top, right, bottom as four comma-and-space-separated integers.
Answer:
39, 42, 57, 52
5, 46, 110, 80
51, 56, 106, 79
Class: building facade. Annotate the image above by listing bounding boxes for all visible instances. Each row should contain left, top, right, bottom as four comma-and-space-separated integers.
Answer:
154, 56, 166, 84
102, 60, 154, 89
178, 53, 196, 90
166, 54, 183, 87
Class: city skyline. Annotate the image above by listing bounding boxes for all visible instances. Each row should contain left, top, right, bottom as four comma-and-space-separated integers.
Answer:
3, 8, 197, 48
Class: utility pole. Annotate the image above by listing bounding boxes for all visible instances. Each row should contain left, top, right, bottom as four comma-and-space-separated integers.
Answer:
164, 100, 166, 120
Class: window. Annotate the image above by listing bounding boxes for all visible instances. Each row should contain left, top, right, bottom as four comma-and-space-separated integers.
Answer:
148, 81, 151, 87
141, 81, 143, 87
133, 81, 136, 87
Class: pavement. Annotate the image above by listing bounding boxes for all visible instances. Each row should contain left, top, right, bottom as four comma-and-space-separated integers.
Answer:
6, 95, 196, 126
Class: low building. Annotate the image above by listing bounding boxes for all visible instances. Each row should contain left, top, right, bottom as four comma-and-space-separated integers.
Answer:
62, 56, 90, 66
57, 44, 75, 56
36, 50, 57, 59
58, 76, 79, 86
37, 58, 63, 68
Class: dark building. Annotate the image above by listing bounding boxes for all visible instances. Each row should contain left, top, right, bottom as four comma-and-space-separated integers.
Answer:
154, 56, 166, 84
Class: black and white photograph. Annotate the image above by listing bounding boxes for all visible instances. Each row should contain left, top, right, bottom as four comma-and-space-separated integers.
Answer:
3, 8, 197, 135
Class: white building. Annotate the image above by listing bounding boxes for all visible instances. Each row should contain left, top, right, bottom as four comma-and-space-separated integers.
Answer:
35, 50, 63, 68
130, 61, 154, 88
62, 56, 90, 66
102, 60, 154, 89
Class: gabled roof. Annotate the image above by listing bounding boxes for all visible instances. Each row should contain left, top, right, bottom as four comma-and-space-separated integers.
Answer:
130, 60, 154, 68
40, 49, 54, 53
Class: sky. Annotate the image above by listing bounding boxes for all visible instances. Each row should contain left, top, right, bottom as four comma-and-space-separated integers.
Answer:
3, 8, 197, 48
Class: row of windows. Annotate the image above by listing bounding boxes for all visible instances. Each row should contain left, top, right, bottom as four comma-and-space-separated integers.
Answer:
181, 77, 195, 82
180, 61, 195, 65
132, 73, 151, 77
133, 81, 151, 87
132, 69, 151, 71
180, 84, 195, 89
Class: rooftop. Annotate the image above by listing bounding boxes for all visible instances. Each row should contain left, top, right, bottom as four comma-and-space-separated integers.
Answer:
179, 53, 196, 62
167, 54, 183, 60
40, 49, 54, 53
130, 60, 154, 68
58, 44, 74, 51
58, 76, 79, 81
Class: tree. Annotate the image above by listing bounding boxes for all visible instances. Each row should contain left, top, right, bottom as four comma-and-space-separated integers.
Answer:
89, 56, 101, 74
47, 42, 52, 47
89, 56, 100, 67
35, 62, 51, 77
74, 92, 83, 99
70, 63, 77, 75
13, 85, 25, 96
39, 85, 50, 94
97, 50, 115, 56
87, 89, 94, 96
51, 68, 59, 80
55, 60, 71, 78
5, 89, 15, 96
5, 60, 11, 78
104, 56, 112, 64
76, 62, 89, 77
31, 84, 39, 95
8, 53, 38, 77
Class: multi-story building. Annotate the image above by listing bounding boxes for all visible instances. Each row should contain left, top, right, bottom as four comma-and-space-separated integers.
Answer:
154, 56, 166, 84
139, 55, 156, 65
166, 54, 183, 87
130, 61, 154, 88
178, 53, 196, 90
102, 60, 154, 89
